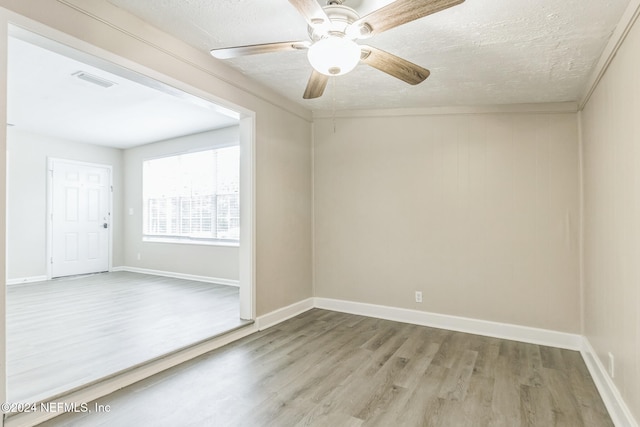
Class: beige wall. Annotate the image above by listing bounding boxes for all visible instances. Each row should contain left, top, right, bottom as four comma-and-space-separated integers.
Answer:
314, 112, 580, 332
123, 128, 240, 281
1, 0, 636, 421
581, 13, 640, 422
7, 128, 124, 279
255, 109, 313, 315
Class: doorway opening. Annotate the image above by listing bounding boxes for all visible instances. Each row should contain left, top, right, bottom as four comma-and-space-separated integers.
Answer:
5, 26, 255, 403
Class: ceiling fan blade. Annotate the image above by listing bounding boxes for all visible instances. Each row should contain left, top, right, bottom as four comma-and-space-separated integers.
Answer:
351, 0, 465, 37
360, 45, 430, 85
211, 41, 309, 59
288, 0, 331, 27
303, 70, 329, 99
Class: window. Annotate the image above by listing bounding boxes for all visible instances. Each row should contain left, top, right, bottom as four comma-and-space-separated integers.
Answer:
143, 146, 239, 244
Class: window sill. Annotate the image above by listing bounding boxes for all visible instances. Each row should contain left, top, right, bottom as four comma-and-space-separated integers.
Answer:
142, 236, 239, 247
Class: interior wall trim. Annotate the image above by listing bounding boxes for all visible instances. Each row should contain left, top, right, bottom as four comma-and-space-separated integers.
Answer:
314, 297, 583, 351
113, 266, 239, 287
312, 102, 579, 119
579, 0, 640, 110
255, 298, 315, 331
8, 297, 634, 426
5, 275, 47, 286
581, 337, 639, 427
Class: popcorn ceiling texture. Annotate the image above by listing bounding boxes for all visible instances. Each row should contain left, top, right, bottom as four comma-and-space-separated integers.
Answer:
107, 0, 631, 110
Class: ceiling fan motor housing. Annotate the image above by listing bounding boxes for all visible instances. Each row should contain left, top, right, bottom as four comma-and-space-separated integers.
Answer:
307, 4, 360, 42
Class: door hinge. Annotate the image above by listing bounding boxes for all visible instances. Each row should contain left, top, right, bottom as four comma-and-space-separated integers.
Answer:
111, 185, 113, 192
50, 257, 53, 264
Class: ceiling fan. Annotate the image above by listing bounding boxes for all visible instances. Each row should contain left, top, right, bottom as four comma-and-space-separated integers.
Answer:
210, 0, 465, 99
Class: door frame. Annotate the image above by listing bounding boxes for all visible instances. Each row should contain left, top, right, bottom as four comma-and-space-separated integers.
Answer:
46, 157, 113, 280
1, 7, 258, 424
7, 20, 255, 320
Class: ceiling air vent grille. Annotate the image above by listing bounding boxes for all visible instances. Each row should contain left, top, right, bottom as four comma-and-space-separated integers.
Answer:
72, 71, 116, 88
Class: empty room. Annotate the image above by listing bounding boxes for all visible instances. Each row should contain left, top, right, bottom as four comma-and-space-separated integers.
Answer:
0, 1, 638, 426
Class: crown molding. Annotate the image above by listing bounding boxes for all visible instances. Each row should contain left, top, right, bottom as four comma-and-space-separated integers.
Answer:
579, 0, 640, 110
313, 102, 578, 119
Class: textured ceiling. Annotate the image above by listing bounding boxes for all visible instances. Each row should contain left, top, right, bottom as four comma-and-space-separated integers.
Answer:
106, 0, 632, 111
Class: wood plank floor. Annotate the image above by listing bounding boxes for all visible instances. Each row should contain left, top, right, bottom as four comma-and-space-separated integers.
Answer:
41, 309, 612, 427
7, 272, 248, 403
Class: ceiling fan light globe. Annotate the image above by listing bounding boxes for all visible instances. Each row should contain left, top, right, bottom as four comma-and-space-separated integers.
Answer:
307, 36, 361, 76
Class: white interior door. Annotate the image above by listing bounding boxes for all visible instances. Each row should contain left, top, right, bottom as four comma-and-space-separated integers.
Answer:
49, 159, 111, 278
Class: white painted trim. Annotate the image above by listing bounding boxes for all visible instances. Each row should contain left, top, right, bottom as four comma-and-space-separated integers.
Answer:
1, 11, 11, 426
4, 323, 258, 427
580, 337, 639, 427
314, 298, 582, 350
7, 10, 259, 320
579, 0, 640, 109
115, 266, 239, 287
238, 114, 256, 321
6, 276, 47, 286
577, 110, 586, 335
310, 121, 316, 299
312, 102, 578, 119
1, 7, 257, 427
256, 298, 315, 331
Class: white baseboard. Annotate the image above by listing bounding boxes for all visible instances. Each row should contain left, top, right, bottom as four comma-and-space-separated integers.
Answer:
6, 275, 48, 286
256, 298, 315, 331
314, 297, 583, 350
113, 266, 239, 287
580, 337, 639, 427
9, 292, 631, 427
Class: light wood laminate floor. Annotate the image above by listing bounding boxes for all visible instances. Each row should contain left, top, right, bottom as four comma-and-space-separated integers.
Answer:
7, 272, 248, 403
41, 309, 612, 427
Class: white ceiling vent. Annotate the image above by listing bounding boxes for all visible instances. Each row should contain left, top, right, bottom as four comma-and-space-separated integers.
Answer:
72, 71, 116, 88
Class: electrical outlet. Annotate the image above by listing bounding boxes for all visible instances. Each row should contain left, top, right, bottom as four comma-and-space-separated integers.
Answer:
608, 352, 615, 378
137, 253, 141, 261
415, 291, 423, 303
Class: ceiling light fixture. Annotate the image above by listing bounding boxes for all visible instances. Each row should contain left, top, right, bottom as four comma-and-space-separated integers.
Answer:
72, 71, 116, 88
307, 35, 361, 76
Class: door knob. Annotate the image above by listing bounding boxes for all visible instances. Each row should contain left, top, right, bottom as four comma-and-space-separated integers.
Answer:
103, 223, 108, 229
